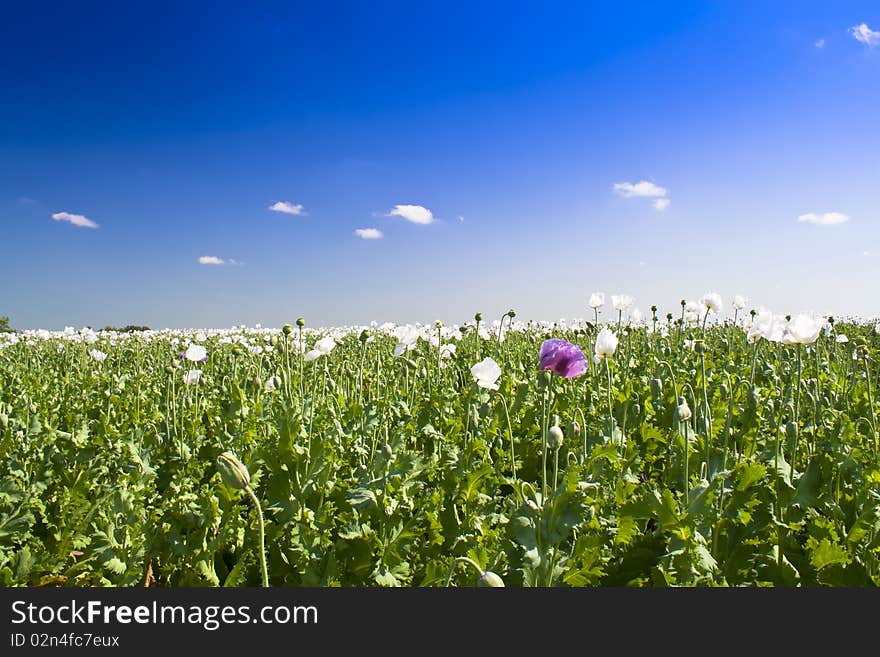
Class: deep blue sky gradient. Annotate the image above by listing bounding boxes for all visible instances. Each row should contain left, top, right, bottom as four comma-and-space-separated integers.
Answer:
2, 1, 878, 328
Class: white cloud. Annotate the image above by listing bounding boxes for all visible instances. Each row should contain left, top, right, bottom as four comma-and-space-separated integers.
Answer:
198, 256, 227, 265
268, 201, 305, 215
612, 180, 668, 198
850, 23, 880, 47
814, 38, 825, 48
653, 198, 671, 211
797, 212, 849, 226
388, 204, 434, 224
52, 211, 99, 228
355, 228, 383, 239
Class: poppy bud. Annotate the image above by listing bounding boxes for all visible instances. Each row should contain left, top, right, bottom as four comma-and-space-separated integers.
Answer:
650, 378, 663, 398
382, 444, 393, 459
474, 312, 482, 322
282, 324, 293, 336
217, 451, 251, 490
747, 388, 759, 408
0, 413, 7, 429
507, 308, 516, 318
296, 317, 305, 328
675, 398, 692, 422
785, 421, 798, 442
359, 330, 369, 343
568, 420, 581, 438
477, 570, 505, 587
548, 425, 564, 449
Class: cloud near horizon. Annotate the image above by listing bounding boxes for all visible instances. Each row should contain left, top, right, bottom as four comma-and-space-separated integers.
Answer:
388, 204, 434, 224
355, 228, 383, 239
268, 201, 305, 215
51, 211, 99, 228
797, 212, 849, 226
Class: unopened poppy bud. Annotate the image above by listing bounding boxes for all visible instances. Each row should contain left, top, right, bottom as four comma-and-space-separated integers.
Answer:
747, 388, 759, 408
0, 413, 7, 429
282, 324, 293, 336
650, 378, 663, 397
507, 308, 516, 318
785, 421, 798, 442
568, 420, 581, 438
296, 317, 305, 328
382, 444, 393, 459
359, 330, 369, 343
474, 312, 482, 322
548, 425, 564, 449
477, 571, 505, 587
675, 398, 692, 422
402, 357, 418, 370
217, 451, 251, 489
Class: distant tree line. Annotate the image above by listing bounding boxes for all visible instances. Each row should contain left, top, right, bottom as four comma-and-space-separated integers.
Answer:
0, 316, 12, 333
102, 325, 152, 332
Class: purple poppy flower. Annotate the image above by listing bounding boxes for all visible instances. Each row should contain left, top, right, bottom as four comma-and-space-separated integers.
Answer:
539, 338, 588, 378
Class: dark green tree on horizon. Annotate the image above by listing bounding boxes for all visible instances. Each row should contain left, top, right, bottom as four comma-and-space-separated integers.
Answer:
0, 316, 12, 333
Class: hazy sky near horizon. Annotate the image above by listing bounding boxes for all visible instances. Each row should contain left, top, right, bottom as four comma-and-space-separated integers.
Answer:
2, 1, 878, 330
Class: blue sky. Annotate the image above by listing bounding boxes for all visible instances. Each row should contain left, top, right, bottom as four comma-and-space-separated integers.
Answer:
2, 1, 878, 329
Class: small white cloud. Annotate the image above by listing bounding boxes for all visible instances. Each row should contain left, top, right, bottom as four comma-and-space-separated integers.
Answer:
198, 256, 227, 265
457, 215, 465, 223
388, 204, 434, 224
797, 212, 850, 226
850, 23, 880, 47
613, 180, 668, 198
52, 211, 99, 228
815, 38, 825, 48
355, 228, 383, 240
653, 198, 670, 211
268, 201, 305, 215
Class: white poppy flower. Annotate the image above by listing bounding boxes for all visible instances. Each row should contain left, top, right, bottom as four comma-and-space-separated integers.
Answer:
470, 357, 502, 390
732, 295, 746, 310
184, 344, 208, 362
611, 295, 634, 311
594, 327, 619, 361
589, 292, 605, 309
184, 369, 202, 385
782, 314, 823, 345
700, 292, 723, 314
835, 334, 849, 343
89, 349, 107, 362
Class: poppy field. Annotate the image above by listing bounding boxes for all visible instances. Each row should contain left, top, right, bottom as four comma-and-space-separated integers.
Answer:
1, 298, 879, 587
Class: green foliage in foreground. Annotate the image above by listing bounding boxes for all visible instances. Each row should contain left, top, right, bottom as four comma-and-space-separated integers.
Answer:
0, 320, 878, 587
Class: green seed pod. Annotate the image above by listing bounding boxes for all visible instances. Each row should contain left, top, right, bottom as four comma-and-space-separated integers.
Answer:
650, 378, 663, 398
164, 365, 174, 375
296, 317, 305, 328
507, 308, 516, 318
548, 425, 564, 450
477, 571, 505, 587
282, 323, 293, 336
382, 444, 393, 459
217, 451, 251, 490
359, 329, 369, 343
785, 421, 798, 442
474, 312, 483, 322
